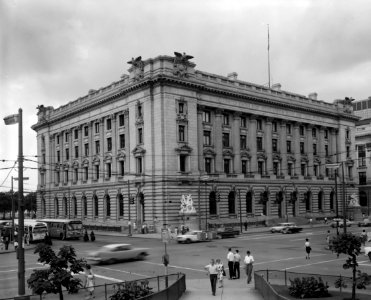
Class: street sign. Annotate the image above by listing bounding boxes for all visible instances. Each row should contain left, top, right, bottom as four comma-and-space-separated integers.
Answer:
161, 229, 170, 244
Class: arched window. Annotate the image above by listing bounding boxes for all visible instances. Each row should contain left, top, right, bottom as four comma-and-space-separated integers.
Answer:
261, 191, 269, 216
72, 196, 77, 217
55, 197, 59, 216
276, 192, 283, 218
246, 192, 253, 214
118, 194, 124, 217
42, 197, 46, 216
360, 191, 367, 207
63, 197, 68, 216
82, 196, 87, 216
330, 191, 335, 210
305, 191, 311, 211
318, 191, 323, 211
228, 191, 235, 214
93, 195, 98, 217
105, 195, 111, 217
209, 191, 217, 215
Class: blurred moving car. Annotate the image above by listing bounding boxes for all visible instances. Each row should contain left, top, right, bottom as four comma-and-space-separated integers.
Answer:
86, 244, 148, 264
177, 230, 207, 243
358, 218, 371, 227
270, 222, 301, 233
330, 218, 352, 228
216, 227, 239, 239
361, 238, 371, 261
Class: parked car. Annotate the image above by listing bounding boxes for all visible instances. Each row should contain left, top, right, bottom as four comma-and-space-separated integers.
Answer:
216, 227, 239, 239
86, 244, 149, 264
270, 222, 300, 233
358, 218, 371, 227
177, 230, 207, 244
330, 218, 352, 228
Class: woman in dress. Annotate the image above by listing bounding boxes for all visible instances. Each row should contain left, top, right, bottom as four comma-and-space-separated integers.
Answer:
215, 258, 224, 288
84, 264, 95, 299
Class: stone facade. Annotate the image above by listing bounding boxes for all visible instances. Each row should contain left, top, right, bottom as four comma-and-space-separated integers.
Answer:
32, 54, 359, 232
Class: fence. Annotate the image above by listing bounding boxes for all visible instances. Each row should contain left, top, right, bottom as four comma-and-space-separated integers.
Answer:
254, 269, 371, 299
2, 273, 186, 300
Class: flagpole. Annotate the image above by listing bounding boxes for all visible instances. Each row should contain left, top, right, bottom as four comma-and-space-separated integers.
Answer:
267, 24, 271, 88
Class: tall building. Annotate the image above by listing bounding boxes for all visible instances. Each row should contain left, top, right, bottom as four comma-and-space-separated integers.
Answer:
32, 53, 358, 232
353, 97, 371, 215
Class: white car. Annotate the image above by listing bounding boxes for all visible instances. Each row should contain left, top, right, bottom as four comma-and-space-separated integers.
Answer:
86, 244, 149, 264
177, 230, 206, 244
270, 222, 299, 233
330, 218, 352, 228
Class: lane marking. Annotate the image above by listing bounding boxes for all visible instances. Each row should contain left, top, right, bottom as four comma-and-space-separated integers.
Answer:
94, 266, 147, 278
254, 254, 327, 266
0, 266, 45, 273
143, 261, 205, 273
91, 274, 122, 282
0, 277, 17, 281
283, 258, 340, 270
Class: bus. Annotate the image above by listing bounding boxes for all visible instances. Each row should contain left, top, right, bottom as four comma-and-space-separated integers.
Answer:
14, 219, 48, 242
38, 219, 84, 240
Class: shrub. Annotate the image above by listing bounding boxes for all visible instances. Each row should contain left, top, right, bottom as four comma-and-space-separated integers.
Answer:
289, 276, 330, 298
110, 280, 153, 300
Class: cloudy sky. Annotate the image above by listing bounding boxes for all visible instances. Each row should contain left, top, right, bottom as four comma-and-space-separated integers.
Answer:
1, 0, 370, 193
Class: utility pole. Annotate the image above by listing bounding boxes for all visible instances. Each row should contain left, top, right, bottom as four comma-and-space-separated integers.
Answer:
341, 162, 347, 234
127, 180, 132, 236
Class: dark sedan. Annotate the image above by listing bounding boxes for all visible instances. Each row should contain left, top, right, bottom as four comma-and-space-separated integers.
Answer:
281, 225, 303, 234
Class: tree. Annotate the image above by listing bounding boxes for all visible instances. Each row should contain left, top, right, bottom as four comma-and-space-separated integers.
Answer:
27, 244, 86, 300
24, 192, 37, 216
331, 232, 371, 300
0, 191, 12, 219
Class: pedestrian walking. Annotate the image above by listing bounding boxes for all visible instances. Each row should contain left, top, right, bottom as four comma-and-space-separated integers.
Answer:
243, 221, 248, 231
24, 232, 30, 246
233, 249, 241, 279
305, 238, 311, 259
227, 248, 235, 279
90, 231, 95, 242
84, 264, 95, 299
324, 217, 328, 224
84, 230, 89, 242
243, 250, 254, 284
309, 218, 313, 228
4, 235, 9, 250
215, 258, 225, 288
326, 230, 331, 251
204, 259, 218, 296
360, 229, 367, 246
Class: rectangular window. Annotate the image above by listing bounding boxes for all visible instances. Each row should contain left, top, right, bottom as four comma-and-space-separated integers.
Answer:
74, 129, 78, 139
272, 139, 278, 152
84, 126, 89, 137
348, 166, 352, 179
240, 116, 247, 128
119, 114, 125, 127
313, 144, 317, 155
74, 146, 78, 158
300, 126, 305, 136
224, 159, 230, 174
106, 119, 112, 130
64, 170, 69, 183
205, 158, 212, 174
258, 161, 264, 175
223, 114, 229, 125
222, 133, 230, 147
74, 168, 78, 182
65, 131, 69, 142
84, 167, 88, 181
57, 150, 60, 162
300, 142, 305, 154
257, 119, 262, 130
42, 153, 46, 164
240, 135, 247, 149
325, 145, 329, 156
136, 157, 143, 174
346, 129, 350, 139
242, 160, 247, 174
138, 105, 143, 117
107, 137, 112, 151
301, 164, 306, 176
203, 131, 211, 145
138, 128, 143, 144
119, 134, 125, 149
84, 143, 89, 156
56, 171, 60, 184
202, 111, 211, 123
257, 137, 263, 151
286, 124, 292, 134
95, 141, 100, 154
179, 125, 185, 142
273, 162, 279, 175
56, 135, 60, 144
314, 165, 318, 176
65, 148, 69, 160
324, 129, 329, 139
272, 121, 277, 132
106, 163, 111, 178
288, 163, 293, 176
359, 172, 366, 185
95, 165, 99, 180
346, 146, 350, 157
178, 102, 184, 114
95, 123, 99, 134
180, 155, 187, 172
312, 128, 317, 137
119, 161, 125, 176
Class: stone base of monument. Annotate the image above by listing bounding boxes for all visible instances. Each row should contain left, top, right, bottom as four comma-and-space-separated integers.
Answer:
180, 213, 199, 231
347, 206, 363, 222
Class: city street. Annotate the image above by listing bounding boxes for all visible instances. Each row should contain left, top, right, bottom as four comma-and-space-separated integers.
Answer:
1, 226, 371, 298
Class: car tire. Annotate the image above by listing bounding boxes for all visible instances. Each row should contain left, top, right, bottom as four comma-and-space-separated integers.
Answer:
368, 252, 371, 261
106, 258, 117, 264
185, 239, 191, 244
136, 252, 147, 260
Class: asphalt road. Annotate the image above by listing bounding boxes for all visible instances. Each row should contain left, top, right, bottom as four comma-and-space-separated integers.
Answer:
1, 226, 371, 298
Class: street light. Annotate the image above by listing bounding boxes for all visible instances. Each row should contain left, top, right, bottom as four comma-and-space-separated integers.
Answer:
4, 108, 26, 297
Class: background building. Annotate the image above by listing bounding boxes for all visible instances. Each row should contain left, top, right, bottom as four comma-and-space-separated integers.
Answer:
353, 97, 371, 216
32, 54, 358, 232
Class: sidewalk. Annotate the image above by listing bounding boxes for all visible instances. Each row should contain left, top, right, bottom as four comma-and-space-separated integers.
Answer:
181, 277, 263, 300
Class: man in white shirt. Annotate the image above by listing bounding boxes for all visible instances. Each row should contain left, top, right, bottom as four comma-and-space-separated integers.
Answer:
244, 250, 254, 284
233, 249, 241, 279
227, 248, 235, 279
204, 259, 219, 296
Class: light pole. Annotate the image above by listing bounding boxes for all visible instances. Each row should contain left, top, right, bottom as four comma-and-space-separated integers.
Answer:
4, 108, 26, 296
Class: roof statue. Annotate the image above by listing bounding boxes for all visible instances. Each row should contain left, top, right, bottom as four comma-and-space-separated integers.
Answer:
173, 52, 194, 78
127, 56, 144, 81
127, 56, 143, 68
174, 52, 194, 63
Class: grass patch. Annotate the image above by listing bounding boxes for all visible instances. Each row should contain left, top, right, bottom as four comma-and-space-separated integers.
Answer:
272, 284, 371, 300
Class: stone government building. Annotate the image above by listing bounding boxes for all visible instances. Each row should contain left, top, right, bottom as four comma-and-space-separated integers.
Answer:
32, 53, 358, 232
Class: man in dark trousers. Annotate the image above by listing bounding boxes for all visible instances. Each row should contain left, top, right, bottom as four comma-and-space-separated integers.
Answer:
227, 248, 235, 279
234, 249, 241, 279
